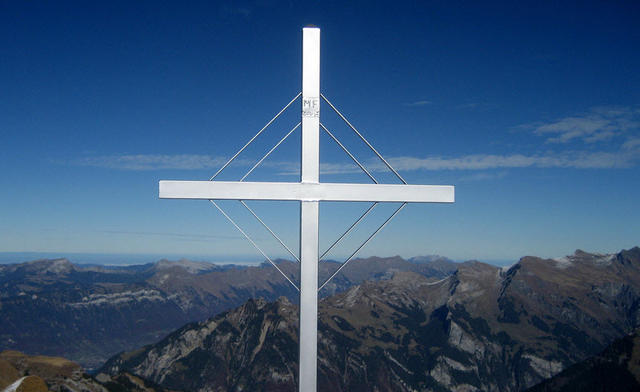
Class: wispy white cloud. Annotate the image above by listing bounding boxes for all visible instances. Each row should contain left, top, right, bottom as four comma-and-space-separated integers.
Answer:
280, 150, 639, 176
72, 153, 299, 174
404, 100, 432, 107
72, 148, 640, 174
523, 106, 640, 144
75, 154, 230, 170
72, 104, 640, 176
384, 151, 638, 171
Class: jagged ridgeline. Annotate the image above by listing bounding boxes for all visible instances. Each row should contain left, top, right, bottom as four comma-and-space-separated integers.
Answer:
99, 248, 640, 392
0, 255, 455, 370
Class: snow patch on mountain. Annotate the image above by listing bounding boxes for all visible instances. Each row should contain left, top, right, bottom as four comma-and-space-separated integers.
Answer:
552, 256, 572, 269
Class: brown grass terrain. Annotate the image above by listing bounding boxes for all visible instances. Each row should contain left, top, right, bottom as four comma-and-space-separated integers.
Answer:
0, 358, 21, 389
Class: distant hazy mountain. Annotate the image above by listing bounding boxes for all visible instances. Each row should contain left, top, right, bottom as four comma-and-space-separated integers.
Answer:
0, 255, 455, 370
101, 247, 640, 391
408, 254, 453, 264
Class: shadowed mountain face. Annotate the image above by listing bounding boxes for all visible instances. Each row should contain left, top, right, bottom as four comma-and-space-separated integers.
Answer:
0, 256, 455, 370
101, 248, 640, 392
526, 328, 640, 392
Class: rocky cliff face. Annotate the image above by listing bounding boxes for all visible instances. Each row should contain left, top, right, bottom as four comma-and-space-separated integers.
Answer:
99, 298, 298, 392
101, 247, 640, 391
0, 256, 454, 370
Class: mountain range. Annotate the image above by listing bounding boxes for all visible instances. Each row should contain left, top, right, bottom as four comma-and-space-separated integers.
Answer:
0, 255, 455, 370
100, 247, 640, 391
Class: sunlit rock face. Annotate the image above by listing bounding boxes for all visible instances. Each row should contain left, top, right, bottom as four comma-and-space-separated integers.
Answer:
102, 248, 640, 391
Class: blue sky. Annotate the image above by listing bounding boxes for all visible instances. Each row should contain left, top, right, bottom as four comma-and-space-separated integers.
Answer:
1, 1, 639, 264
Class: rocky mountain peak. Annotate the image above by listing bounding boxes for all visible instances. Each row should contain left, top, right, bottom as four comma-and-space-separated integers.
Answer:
616, 247, 640, 267
516, 249, 621, 273
456, 260, 500, 282
570, 249, 617, 265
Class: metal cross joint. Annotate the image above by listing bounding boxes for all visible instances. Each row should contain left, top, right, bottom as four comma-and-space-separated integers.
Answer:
159, 27, 454, 392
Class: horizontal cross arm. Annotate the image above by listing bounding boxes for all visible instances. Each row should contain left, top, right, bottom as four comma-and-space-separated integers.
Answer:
159, 181, 454, 203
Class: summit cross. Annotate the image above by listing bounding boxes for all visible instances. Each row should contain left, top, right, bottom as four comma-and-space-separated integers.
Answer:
159, 27, 454, 392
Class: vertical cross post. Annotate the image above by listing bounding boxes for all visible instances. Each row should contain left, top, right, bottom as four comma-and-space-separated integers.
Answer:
299, 26, 320, 392
158, 26, 455, 392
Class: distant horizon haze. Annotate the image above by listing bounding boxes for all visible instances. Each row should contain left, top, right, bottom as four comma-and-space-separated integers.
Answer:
2, 248, 631, 268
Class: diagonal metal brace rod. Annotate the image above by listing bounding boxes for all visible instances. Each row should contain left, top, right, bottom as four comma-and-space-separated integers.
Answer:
318, 202, 407, 292
320, 123, 378, 184
236, 122, 302, 263
238, 200, 300, 263
321, 94, 407, 184
319, 202, 377, 261
241, 122, 301, 182
209, 92, 301, 181
318, 122, 379, 262
209, 200, 300, 291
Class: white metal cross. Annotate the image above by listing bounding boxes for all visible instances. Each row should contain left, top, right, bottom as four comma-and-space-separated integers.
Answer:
159, 27, 454, 392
